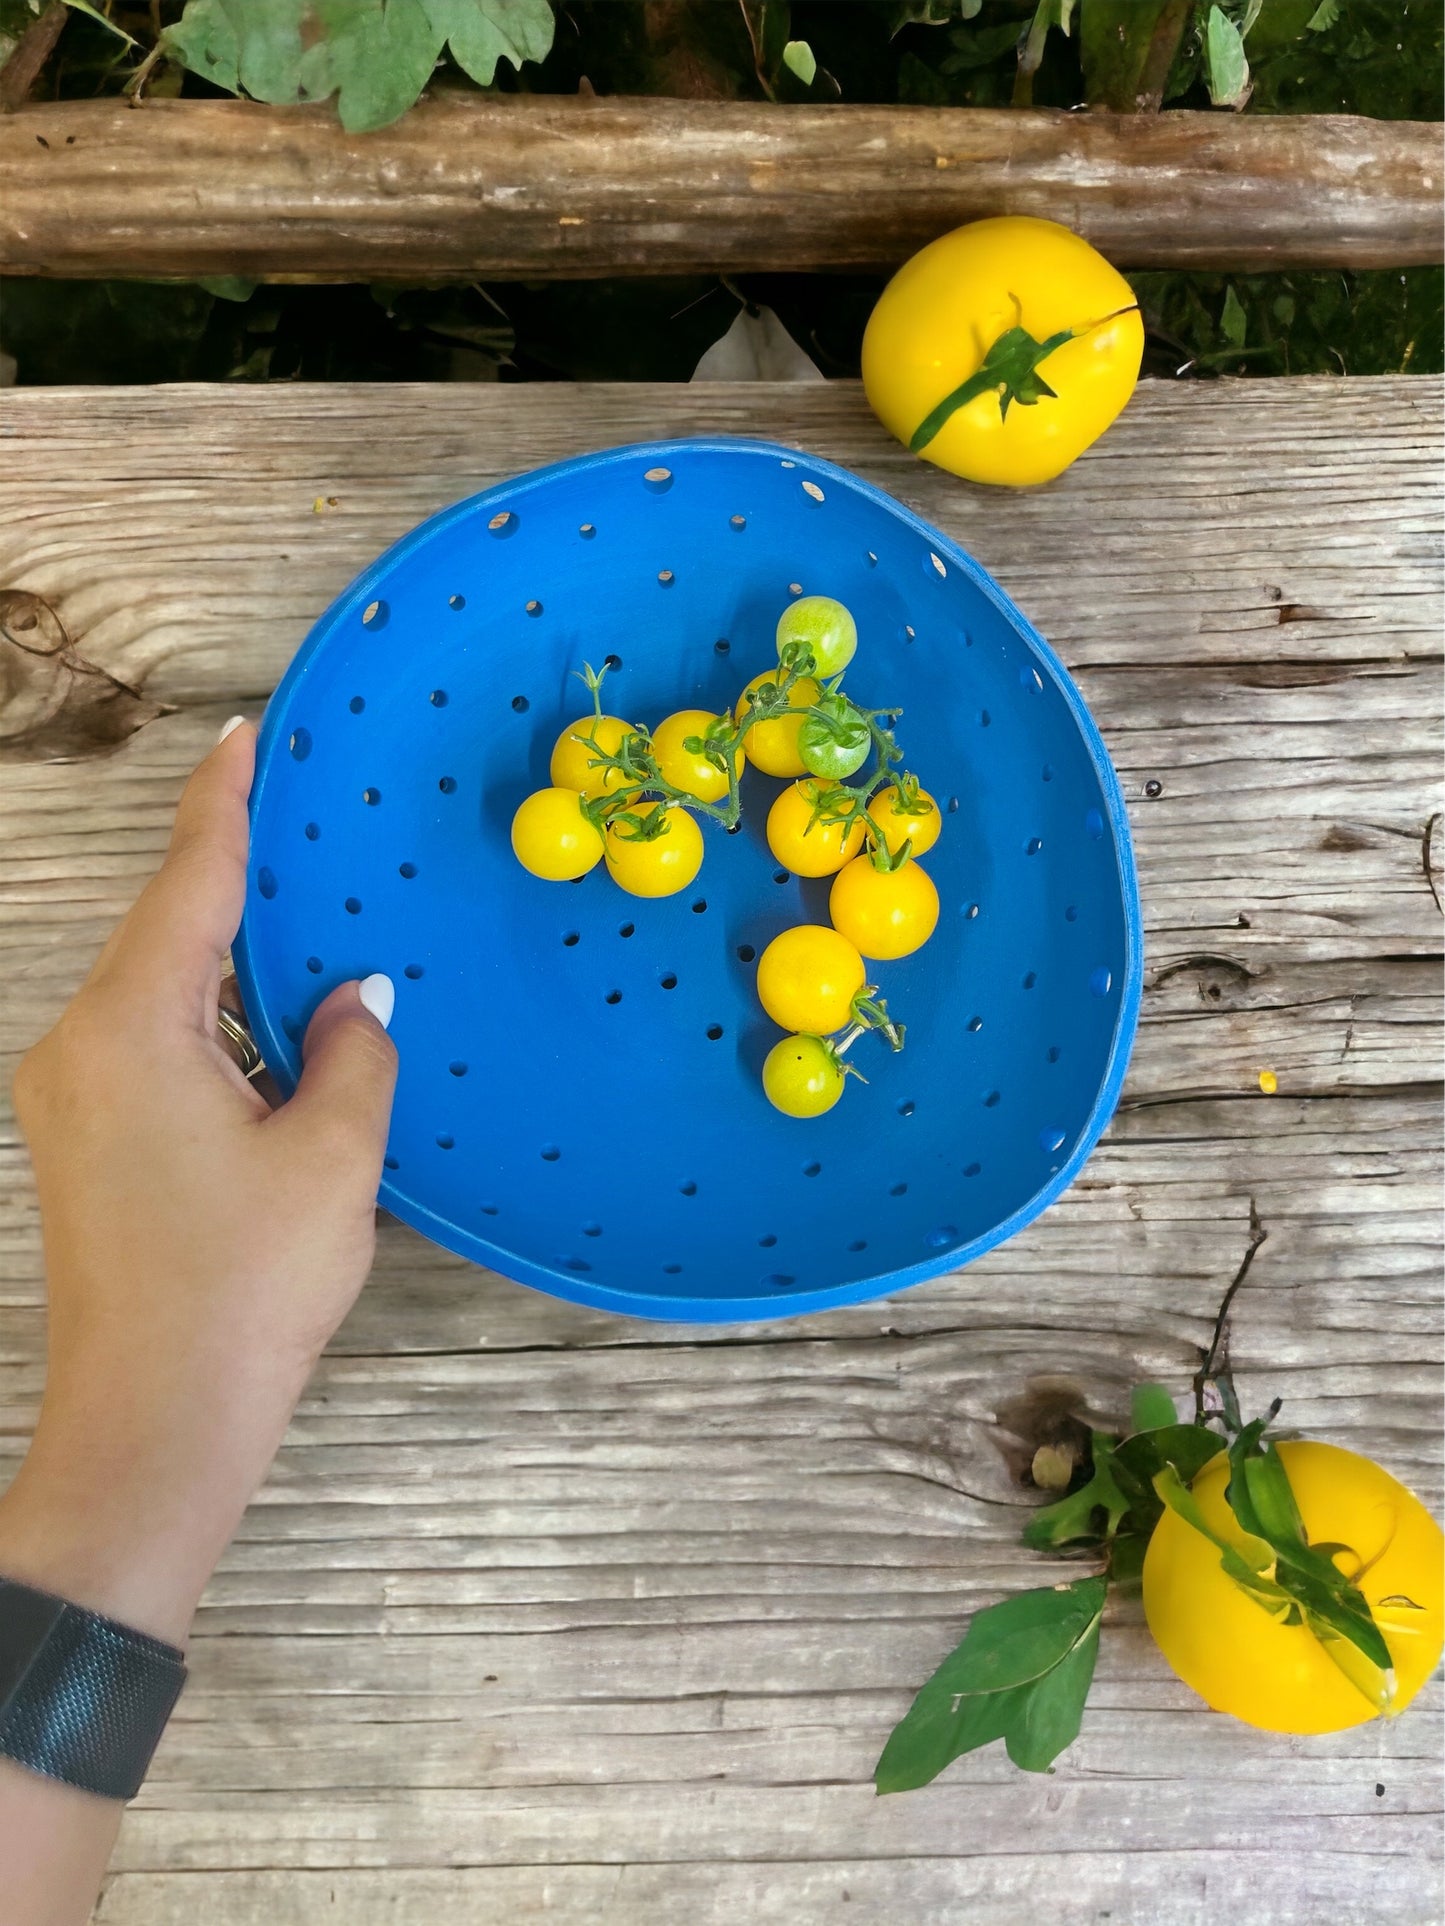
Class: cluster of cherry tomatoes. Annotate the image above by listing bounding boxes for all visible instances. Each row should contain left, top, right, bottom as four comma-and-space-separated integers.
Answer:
510, 595, 942, 1118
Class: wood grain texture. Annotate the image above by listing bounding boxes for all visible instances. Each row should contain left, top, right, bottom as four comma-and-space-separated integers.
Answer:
0, 376, 1440, 1925
0, 97, 1440, 280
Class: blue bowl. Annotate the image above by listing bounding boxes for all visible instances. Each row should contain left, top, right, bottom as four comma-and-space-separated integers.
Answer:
236, 438, 1141, 1322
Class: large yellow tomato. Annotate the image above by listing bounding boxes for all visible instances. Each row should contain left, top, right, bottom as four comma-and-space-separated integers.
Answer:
1143, 1441, 1445, 1734
862, 216, 1143, 487
736, 673, 821, 779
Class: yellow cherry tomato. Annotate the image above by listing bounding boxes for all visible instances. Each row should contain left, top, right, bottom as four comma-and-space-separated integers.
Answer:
550, 714, 635, 798
736, 672, 822, 779
767, 780, 866, 878
862, 216, 1144, 487
603, 802, 704, 899
1143, 1442, 1445, 1735
869, 784, 942, 860
762, 1033, 847, 1119
829, 856, 939, 961
756, 925, 867, 1036
650, 708, 742, 805
511, 787, 605, 881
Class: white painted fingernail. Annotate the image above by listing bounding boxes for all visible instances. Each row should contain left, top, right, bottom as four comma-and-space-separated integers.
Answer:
218, 715, 246, 743
358, 973, 395, 1030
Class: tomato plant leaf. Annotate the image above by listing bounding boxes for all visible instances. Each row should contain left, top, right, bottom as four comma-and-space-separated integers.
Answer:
781, 37, 816, 84
1078, 0, 1192, 111
1023, 1433, 1132, 1549
875, 1577, 1106, 1791
1129, 1382, 1178, 1432
1204, 3, 1251, 106
1220, 284, 1248, 348
1152, 1464, 1283, 1599
161, 0, 553, 132
62, 0, 137, 44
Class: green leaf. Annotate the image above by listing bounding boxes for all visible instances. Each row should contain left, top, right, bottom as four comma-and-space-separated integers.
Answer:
1306, 0, 1338, 29
1130, 1383, 1177, 1432
423, 0, 554, 88
162, 0, 553, 132
62, 0, 137, 43
1220, 283, 1248, 348
1152, 1465, 1282, 1597
196, 275, 259, 302
1023, 1433, 1132, 1549
781, 37, 816, 84
1204, 3, 1251, 105
875, 1577, 1106, 1791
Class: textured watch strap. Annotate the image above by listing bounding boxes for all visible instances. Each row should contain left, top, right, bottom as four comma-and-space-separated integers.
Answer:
0, 1577, 187, 1800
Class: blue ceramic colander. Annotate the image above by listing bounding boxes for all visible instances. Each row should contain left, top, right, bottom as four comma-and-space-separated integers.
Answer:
235, 438, 1141, 1322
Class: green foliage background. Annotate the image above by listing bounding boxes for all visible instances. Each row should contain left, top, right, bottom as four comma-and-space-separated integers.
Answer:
0, 0, 1439, 386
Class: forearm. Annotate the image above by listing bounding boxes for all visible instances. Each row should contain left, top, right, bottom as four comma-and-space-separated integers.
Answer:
0, 1758, 123, 1926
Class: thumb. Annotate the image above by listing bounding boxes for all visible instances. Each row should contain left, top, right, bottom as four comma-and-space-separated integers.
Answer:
272, 975, 398, 1171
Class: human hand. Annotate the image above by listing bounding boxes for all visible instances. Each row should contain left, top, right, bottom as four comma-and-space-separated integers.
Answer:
0, 719, 398, 1646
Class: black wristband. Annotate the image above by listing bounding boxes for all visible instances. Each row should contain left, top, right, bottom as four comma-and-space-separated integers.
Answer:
0, 1577, 187, 1800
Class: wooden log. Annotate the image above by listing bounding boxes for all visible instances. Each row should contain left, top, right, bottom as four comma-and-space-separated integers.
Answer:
0, 95, 1439, 281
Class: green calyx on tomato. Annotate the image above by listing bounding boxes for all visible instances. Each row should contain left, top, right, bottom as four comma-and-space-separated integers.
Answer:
798, 692, 872, 781
910, 302, 1139, 455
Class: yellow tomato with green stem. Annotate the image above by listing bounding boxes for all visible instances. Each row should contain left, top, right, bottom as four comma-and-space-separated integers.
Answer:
830, 853, 939, 961
549, 714, 636, 798
736, 672, 822, 779
756, 926, 867, 1037
767, 780, 866, 878
650, 708, 742, 805
602, 801, 704, 899
869, 781, 942, 860
1143, 1441, 1445, 1735
862, 216, 1144, 487
510, 787, 605, 881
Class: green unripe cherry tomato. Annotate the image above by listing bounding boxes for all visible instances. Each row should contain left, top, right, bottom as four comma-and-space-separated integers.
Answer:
776, 596, 858, 678
798, 694, 871, 782
762, 1033, 848, 1118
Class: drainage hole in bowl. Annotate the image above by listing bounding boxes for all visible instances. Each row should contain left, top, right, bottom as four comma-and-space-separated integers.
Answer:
605, 990, 623, 1006
561, 1256, 592, 1273
384, 1156, 400, 1172
604, 653, 623, 672
404, 963, 424, 980
290, 728, 312, 761
773, 868, 789, 885
304, 822, 321, 840
660, 972, 677, 990
889, 1182, 908, 1197
436, 1134, 454, 1151
946, 796, 959, 814
679, 1181, 697, 1197
1090, 967, 1113, 997
1040, 1126, 1067, 1153
847, 1239, 867, 1253
582, 1221, 602, 1237
619, 922, 635, 938
964, 1162, 981, 1178
488, 511, 517, 537
562, 931, 580, 947
1086, 808, 1104, 840
927, 1225, 959, 1249
480, 1201, 499, 1215
1021, 665, 1043, 693
511, 695, 529, 714
966, 1015, 983, 1032
803, 1161, 821, 1178
257, 867, 278, 900
1026, 837, 1043, 856
449, 593, 466, 609
399, 861, 418, 880
692, 898, 707, 914
729, 515, 746, 531
763, 1272, 797, 1287
736, 944, 756, 963
349, 695, 366, 714
1047, 1045, 1061, 1063
662, 1262, 683, 1276
282, 1016, 301, 1043
657, 570, 675, 587
983, 1090, 1001, 1107
439, 776, 457, 794
1022, 971, 1037, 989
706, 1024, 723, 1040
306, 956, 323, 974
758, 1233, 777, 1248
714, 638, 731, 655
896, 1099, 915, 1118
361, 600, 388, 630
449, 1061, 468, 1077
1042, 764, 1055, 783
643, 466, 673, 493
802, 480, 825, 503
540, 1145, 561, 1162
430, 689, 448, 707
344, 897, 362, 915
363, 786, 381, 805
1065, 905, 1078, 922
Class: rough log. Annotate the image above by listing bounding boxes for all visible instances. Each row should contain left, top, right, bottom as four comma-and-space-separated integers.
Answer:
0, 96, 1439, 281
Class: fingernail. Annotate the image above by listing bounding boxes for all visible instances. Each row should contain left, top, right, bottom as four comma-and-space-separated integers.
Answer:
358, 973, 395, 1030
217, 715, 247, 743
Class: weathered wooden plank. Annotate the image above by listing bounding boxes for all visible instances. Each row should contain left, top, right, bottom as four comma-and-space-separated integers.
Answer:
90, 1856, 1445, 1926
1, 98, 1439, 280
1, 375, 1439, 1925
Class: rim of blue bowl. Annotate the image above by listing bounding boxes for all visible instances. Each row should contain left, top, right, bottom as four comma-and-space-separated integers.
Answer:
236, 436, 1143, 1324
